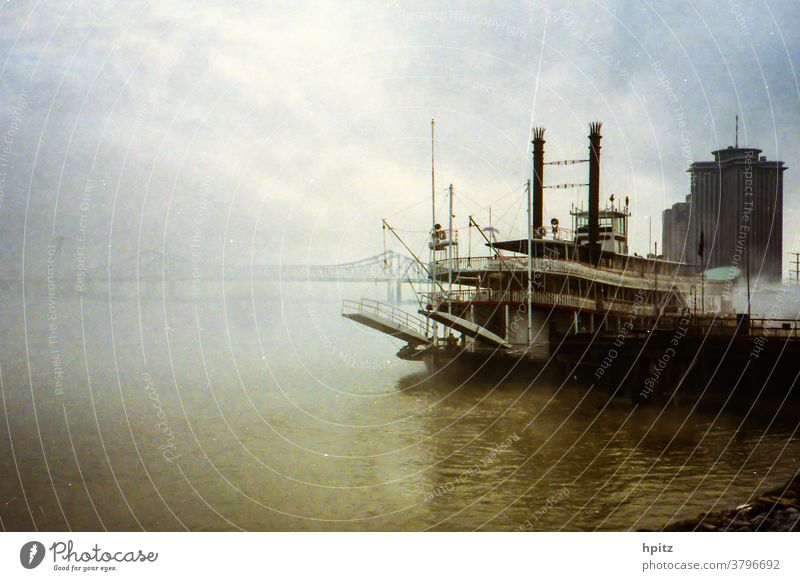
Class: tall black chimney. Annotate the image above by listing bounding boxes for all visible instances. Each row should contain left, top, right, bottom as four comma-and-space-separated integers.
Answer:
532, 127, 545, 235
588, 121, 602, 249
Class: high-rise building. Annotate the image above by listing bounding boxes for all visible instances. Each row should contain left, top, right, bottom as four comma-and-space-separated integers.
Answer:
662, 145, 787, 282
661, 200, 690, 262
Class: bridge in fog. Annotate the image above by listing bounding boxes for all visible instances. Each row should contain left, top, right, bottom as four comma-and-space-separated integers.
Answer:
1, 250, 428, 302
93, 250, 426, 283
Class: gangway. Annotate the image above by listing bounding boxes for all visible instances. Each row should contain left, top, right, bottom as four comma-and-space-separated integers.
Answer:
342, 299, 430, 346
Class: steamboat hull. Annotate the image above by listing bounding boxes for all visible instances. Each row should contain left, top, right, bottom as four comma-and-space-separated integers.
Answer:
399, 331, 800, 409
399, 345, 565, 384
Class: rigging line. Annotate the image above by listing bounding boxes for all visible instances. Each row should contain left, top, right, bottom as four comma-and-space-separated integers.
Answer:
544, 159, 589, 165
382, 222, 388, 268
496, 192, 523, 224
391, 225, 471, 234
450, 187, 483, 208
504, 191, 526, 236
404, 271, 422, 304
489, 193, 525, 235
455, 183, 527, 216
457, 183, 526, 207
430, 185, 453, 223
545, 182, 589, 189
383, 184, 450, 221
383, 195, 429, 220
468, 215, 524, 289
382, 219, 447, 294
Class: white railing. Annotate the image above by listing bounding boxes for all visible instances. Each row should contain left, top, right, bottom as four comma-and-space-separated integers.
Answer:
342, 298, 429, 336
422, 289, 595, 311
421, 288, 662, 318
432, 255, 700, 295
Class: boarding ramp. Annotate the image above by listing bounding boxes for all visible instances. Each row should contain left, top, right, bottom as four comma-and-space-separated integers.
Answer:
342, 299, 431, 346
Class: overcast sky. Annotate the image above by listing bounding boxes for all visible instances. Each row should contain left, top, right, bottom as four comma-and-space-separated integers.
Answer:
1, 0, 798, 274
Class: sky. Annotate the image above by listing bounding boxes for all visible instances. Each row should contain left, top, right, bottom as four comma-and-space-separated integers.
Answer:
1, 0, 799, 276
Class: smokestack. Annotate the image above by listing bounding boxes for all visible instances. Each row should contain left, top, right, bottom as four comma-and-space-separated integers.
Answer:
588, 121, 602, 249
531, 127, 545, 234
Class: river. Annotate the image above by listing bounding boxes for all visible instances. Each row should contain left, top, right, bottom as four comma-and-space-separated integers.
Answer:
1, 286, 798, 531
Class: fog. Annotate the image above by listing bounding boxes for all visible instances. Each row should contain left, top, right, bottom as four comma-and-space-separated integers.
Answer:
1, 0, 799, 278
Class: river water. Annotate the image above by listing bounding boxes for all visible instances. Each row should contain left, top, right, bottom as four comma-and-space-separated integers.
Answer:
1, 286, 799, 531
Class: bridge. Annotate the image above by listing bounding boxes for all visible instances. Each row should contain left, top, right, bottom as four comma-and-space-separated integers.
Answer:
98, 249, 423, 279
1, 249, 428, 302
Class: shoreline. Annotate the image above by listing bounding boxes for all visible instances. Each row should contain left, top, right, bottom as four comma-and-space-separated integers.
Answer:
661, 474, 800, 532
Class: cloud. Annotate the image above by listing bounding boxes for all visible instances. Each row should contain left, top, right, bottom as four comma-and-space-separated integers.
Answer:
0, 0, 798, 274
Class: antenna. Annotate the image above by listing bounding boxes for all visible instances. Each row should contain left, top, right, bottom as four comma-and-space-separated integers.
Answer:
431, 119, 436, 231
735, 114, 739, 148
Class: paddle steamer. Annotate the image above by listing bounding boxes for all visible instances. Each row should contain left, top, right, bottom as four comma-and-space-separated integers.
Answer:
343, 122, 798, 403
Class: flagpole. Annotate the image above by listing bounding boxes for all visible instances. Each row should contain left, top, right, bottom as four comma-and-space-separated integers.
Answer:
527, 178, 533, 348
431, 119, 437, 345
746, 246, 752, 331
698, 229, 705, 316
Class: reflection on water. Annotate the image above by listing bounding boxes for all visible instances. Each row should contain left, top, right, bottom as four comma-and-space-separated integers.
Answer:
1, 288, 799, 531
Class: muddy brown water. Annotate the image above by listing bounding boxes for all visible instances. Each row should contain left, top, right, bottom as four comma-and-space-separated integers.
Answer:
1, 289, 798, 531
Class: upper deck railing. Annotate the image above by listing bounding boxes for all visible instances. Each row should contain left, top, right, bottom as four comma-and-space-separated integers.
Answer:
421, 289, 659, 317
748, 318, 800, 337
431, 253, 703, 294
534, 227, 576, 241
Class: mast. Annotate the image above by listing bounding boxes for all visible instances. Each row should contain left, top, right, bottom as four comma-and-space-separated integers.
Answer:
448, 183, 454, 315
527, 178, 533, 347
654, 244, 658, 313
489, 207, 494, 255
431, 119, 438, 343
